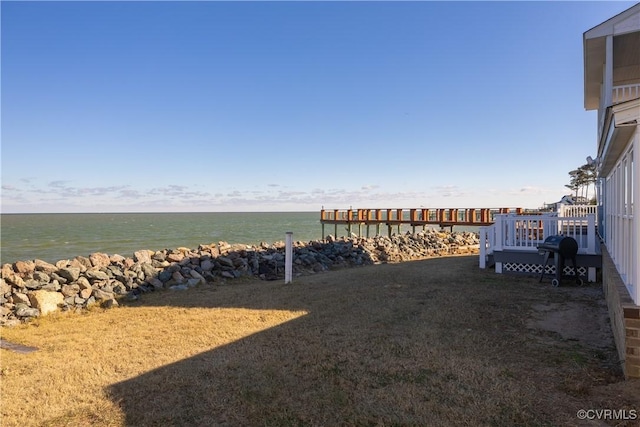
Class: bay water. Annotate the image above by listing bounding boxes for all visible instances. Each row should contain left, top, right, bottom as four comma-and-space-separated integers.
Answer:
1, 212, 480, 265
0, 212, 324, 265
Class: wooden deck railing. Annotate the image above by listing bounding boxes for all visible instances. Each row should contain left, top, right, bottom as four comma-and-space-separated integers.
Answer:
320, 208, 522, 225
320, 207, 525, 238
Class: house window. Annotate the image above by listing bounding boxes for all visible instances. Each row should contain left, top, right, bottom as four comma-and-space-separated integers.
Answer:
630, 152, 634, 217
605, 141, 636, 292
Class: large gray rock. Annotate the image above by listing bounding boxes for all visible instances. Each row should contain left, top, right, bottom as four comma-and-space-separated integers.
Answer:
40, 282, 60, 292
1, 263, 14, 278
61, 284, 80, 297
28, 290, 64, 315
152, 251, 167, 262
72, 256, 92, 270
112, 283, 128, 295
189, 270, 205, 285
221, 271, 235, 279
110, 254, 126, 264
200, 259, 215, 271
33, 271, 51, 283
5, 273, 25, 288
171, 271, 185, 284
14, 260, 35, 275
92, 289, 114, 301
50, 272, 68, 284
0, 279, 12, 296
217, 256, 234, 268
157, 269, 173, 283
58, 267, 81, 282
76, 276, 91, 290
166, 252, 184, 263
85, 270, 110, 282
134, 250, 152, 264
34, 259, 58, 274
187, 278, 201, 287
55, 260, 70, 269
24, 279, 42, 290
15, 305, 40, 318
140, 263, 157, 280
12, 292, 30, 305
147, 278, 164, 291
89, 252, 111, 268
79, 287, 92, 299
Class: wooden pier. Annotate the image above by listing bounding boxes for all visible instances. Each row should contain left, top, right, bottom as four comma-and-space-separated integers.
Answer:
320, 207, 524, 238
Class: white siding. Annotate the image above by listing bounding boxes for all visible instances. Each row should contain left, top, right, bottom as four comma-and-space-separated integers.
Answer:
604, 130, 639, 304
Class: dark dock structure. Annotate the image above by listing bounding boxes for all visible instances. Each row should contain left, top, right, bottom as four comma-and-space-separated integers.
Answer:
320, 207, 524, 237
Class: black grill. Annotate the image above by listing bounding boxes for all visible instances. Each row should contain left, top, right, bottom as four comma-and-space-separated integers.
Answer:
537, 235, 583, 287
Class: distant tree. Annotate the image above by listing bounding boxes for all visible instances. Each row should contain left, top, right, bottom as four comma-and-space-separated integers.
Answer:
566, 169, 580, 199
579, 162, 597, 200
566, 161, 597, 202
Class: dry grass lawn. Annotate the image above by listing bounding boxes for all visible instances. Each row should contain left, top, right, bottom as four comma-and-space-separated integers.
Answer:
1, 255, 639, 426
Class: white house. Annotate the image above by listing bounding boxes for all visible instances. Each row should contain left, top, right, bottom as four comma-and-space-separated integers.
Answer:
584, 3, 640, 379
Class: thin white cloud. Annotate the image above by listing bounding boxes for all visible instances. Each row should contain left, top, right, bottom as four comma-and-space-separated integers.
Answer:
118, 189, 143, 199
433, 185, 467, 198
277, 191, 307, 197
49, 180, 69, 188
4, 176, 553, 212
517, 186, 546, 194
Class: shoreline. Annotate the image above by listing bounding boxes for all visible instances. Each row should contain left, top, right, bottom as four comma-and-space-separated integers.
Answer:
0, 229, 480, 326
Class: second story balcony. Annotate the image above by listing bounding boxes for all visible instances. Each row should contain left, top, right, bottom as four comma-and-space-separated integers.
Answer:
612, 82, 640, 104
597, 82, 640, 139
584, 7, 640, 139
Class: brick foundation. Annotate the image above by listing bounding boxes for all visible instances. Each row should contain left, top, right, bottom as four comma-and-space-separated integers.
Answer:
601, 245, 640, 378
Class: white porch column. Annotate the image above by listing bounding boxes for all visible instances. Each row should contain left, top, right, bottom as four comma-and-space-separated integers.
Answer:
604, 35, 613, 108
479, 227, 487, 269
587, 214, 596, 254
285, 232, 293, 284
633, 131, 639, 305
494, 216, 503, 251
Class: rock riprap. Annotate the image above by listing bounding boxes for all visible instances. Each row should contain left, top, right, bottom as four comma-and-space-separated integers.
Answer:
0, 230, 479, 325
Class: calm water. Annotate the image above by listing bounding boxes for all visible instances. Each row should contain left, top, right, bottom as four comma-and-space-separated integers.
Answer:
0, 212, 324, 265
0, 212, 480, 265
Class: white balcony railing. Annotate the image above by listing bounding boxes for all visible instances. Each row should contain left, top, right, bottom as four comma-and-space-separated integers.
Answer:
612, 83, 640, 104
558, 204, 598, 219
598, 83, 640, 138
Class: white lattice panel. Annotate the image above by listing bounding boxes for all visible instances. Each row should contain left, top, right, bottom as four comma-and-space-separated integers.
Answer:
503, 263, 586, 276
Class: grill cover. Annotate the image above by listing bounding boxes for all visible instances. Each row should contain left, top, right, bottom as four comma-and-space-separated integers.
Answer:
538, 235, 578, 258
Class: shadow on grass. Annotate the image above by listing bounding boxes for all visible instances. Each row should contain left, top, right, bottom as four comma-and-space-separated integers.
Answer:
106, 256, 628, 426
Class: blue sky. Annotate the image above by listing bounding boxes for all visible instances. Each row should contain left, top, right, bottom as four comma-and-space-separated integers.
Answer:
1, 1, 636, 213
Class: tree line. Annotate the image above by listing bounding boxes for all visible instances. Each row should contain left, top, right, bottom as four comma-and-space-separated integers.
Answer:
566, 161, 597, 204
